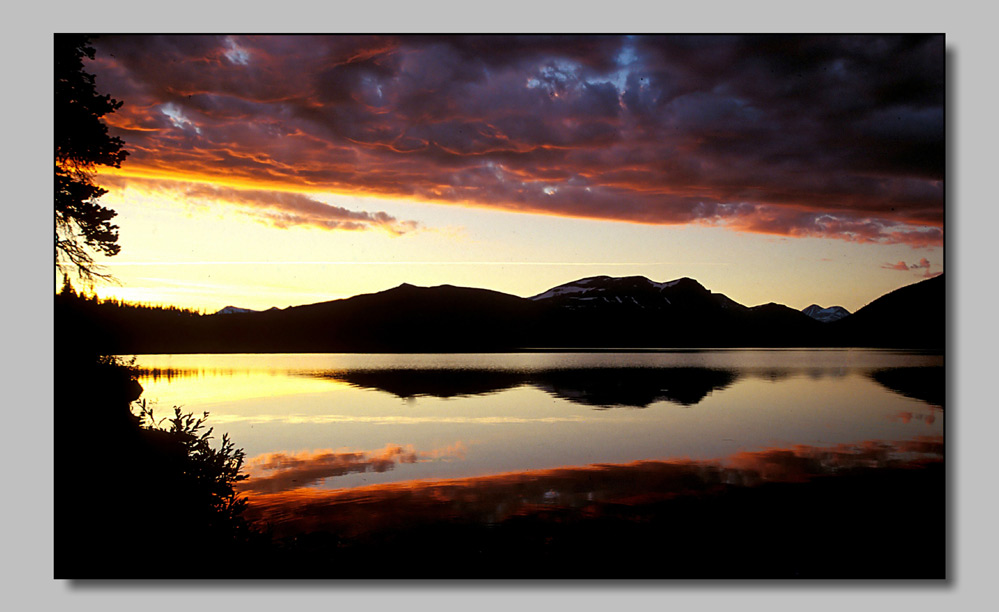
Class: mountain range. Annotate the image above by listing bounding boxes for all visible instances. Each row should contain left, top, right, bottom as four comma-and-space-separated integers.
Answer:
57, 273, 944, 353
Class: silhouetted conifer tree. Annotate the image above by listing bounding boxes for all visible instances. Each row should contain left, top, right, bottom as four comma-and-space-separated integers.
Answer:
55, 34, 128, 285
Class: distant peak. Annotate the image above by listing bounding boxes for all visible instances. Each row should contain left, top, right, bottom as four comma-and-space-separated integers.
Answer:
660, 277, 703, 288
573, 275, 613, 284
801, 304, 850, 322
529, 274, 714, 302
214, 305, 258, 315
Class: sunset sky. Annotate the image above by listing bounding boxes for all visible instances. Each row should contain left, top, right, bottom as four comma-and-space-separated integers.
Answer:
77, 34, 944, 313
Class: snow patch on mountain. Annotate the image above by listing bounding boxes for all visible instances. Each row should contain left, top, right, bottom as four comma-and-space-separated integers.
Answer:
531, 276, 688, 301
801, 304, 851, 323
529, 284, 595, 300
214, 305, 258, 315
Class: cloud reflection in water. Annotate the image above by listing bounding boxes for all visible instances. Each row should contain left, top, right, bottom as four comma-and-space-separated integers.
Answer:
241, 442, 468, 494
242, 435, 942, 539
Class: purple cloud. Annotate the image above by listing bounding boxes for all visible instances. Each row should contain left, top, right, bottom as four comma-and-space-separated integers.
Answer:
85, 34, 944, 246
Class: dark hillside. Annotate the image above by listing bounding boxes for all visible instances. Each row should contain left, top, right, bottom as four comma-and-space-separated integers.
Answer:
831, 274, 944, 349
261, 283, 543, 351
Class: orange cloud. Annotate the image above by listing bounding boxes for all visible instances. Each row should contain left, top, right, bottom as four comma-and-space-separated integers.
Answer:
85, 35, 944, 247
882, 257, 942, 274
99, 175, 421, 234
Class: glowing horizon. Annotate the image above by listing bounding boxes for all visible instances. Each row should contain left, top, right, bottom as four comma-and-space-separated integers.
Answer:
64, 35, 944, 314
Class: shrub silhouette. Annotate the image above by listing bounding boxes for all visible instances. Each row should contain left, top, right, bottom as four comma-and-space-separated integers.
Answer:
136, 403, 250, 541
54, 354, 261, 578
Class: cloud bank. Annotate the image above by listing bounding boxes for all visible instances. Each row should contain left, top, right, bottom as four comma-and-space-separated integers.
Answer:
88, 35, 944, 246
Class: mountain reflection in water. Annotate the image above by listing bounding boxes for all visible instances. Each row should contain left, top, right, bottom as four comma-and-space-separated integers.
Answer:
869, 366, 945, 408
317, 365, 920, 408
316, 367, 740, 407
136, 363, 945, 410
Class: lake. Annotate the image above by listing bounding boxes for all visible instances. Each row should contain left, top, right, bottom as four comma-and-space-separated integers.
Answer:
128, 349, 945, 577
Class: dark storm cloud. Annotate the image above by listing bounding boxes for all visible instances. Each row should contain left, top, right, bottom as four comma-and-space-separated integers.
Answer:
88, 34, 943, 245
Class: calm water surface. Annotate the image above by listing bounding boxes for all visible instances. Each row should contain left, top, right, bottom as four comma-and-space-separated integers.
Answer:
129, 350, 943, 497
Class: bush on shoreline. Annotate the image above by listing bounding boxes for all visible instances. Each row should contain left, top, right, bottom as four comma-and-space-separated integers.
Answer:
54, 352, 262, 578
